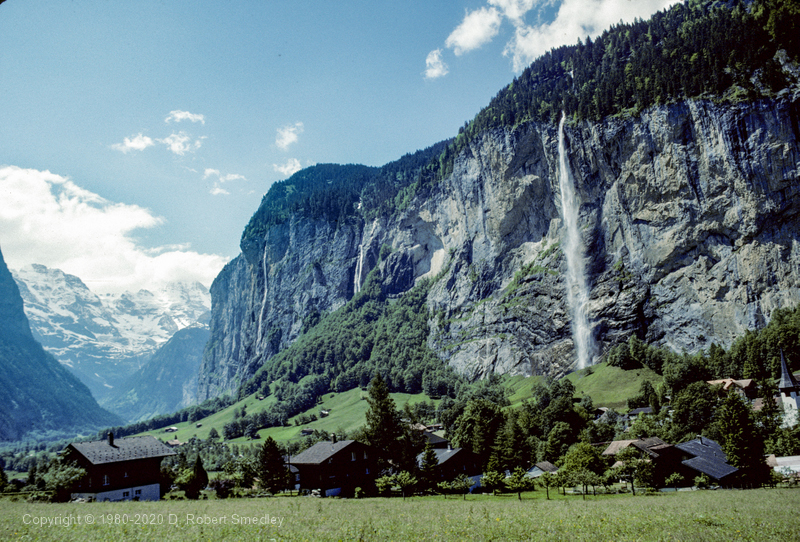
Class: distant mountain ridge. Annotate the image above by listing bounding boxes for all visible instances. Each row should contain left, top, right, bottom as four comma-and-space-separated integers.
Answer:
0, 247, 121, 441
99, 324, 210, 423
12, 264, 211, 400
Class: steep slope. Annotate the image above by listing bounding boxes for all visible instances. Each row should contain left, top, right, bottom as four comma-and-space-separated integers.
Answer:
197, 0, 800, 399
12, 264, 210, 399
101, 325, 210, 422
0, 247, 121, 441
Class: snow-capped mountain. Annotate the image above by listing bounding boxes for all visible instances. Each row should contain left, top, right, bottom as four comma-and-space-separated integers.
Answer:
11, 264, 211, 400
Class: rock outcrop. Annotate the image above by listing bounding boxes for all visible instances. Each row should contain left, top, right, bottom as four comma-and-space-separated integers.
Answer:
198, 97, 800, 398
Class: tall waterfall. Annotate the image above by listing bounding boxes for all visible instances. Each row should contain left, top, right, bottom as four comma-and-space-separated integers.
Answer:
256, 244, 268, 346
557, 113, 595, 369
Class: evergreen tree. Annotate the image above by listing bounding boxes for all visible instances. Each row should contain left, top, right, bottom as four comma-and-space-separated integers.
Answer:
363, 373, 404, 471
257, 436, 290, 494
716, 391, 769, 487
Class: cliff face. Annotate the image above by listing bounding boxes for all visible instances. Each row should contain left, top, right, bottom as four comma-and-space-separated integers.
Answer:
198, 97, 800, 398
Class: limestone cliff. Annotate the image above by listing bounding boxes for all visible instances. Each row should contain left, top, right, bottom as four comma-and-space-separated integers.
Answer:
197, 96, 800, 399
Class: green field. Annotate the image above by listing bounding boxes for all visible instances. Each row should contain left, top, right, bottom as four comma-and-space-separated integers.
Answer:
1, 488, 797, 541
134, 364, 655, 449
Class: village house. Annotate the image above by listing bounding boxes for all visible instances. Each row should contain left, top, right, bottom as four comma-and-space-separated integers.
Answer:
290, 438, 378, 497
525, 461, 559, 479
416, 445, 481, 485
64, 433, 175, 502
706, 378, 758, 400
602, 436, 738, 488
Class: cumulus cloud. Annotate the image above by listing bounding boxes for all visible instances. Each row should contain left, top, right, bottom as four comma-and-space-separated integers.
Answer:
431, 0, 678, 75
424, 49, 449, 79
445, 6, 502, 56
158, 132, 204, 155
111, 133, 155, 153
275, 122, 304, 151
209, 184, 230, 196
165, 110, 205, 124
503, 0, 680, 72
0, 165, 226, 294
273, 158, 302, 177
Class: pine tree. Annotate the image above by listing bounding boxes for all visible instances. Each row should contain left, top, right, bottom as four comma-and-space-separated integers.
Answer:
257, 436, 290, 494
363, 373, 404, 470
716, 390, 769, 487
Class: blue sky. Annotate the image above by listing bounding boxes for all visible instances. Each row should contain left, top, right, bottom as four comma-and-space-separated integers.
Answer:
0, 0, 677, 294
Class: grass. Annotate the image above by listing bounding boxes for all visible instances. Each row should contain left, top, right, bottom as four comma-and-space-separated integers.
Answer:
1, 488, 798, 541
501, 363, 661, 411
566, 362, 663, 411
136, 389, 438, 449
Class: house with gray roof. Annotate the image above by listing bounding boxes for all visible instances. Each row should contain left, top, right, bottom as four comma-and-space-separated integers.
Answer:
290, 438, 378, 497
64, 432, 175, 501
675, 436, 738, 485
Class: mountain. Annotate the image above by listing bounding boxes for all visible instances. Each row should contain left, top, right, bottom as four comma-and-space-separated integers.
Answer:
99, 325, 210, 422
0, 247, 121, 442
192, 0, 800, 400
12, 264, 211, 399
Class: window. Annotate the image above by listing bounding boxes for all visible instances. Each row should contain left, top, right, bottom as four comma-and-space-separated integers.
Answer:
351, 452, 356, 461
363, 451, 368, 459
135, 490, 141, 496
123, 491, 130, 498
365, 468, 370, 475
103, 475, 110, 486
124, 472, 128, 478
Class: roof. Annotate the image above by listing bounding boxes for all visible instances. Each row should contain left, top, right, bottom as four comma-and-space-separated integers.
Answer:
416, 446, 474, 468
68, 435, 176, 465
423, 431, 449, 447
534, 461, 558, 473
628, 407, 653, 416
779, 350, 800, 391
602, 437, 665, 456
290, 440, 361, 465
675, 437, 738, 481
707, 378, 755, 391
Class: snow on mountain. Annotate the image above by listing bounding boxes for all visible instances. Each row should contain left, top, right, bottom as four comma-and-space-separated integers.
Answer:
11, 264, 210, 400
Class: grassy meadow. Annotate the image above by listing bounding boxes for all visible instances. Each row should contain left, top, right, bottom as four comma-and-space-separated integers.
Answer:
1, 488, 797, 541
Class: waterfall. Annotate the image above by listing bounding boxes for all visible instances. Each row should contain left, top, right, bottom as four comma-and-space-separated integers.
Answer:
256, 244, 268, 346
353, 243, 365, 295
557, 113, 595, 369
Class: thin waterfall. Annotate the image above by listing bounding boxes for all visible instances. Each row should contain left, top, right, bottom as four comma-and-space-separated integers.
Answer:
353, 243, 365, 295
557, 113, 595, 369
256, 244, 268, 345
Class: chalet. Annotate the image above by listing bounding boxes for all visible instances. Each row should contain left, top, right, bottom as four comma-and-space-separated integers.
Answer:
707, 378, 758, 400
603, 437, 696, 488
675, 436, 738, 485
416, 446, 481, 484
422, 430, 449, 449
64, 433, 175, 502
525, 461, 558, 478
290, 439, 378, 497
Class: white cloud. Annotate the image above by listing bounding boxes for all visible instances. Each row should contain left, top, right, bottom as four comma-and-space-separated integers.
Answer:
445, 6, 502, 56
111, 133, 155, 153
489, 0, 537, 25
209, 184, 230, 196
275, 122, 304, 151
165, 110, 205, 124
158, 132, 204, 155
0, 165, 226, 294
204, 169, 246, 195
273, 158, 302, 177
424, 49, 449, 79
503, 0, 680, 71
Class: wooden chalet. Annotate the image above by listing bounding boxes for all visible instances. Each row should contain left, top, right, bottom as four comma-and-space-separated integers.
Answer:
675, 437, 738, 485
64, 432, 175, 502
290, 439, 378, 497
417, 446, 481, 483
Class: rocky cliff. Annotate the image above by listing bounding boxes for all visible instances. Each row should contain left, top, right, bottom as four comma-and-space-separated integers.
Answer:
197, 96, 800, 400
